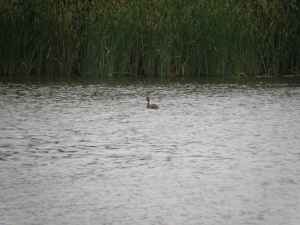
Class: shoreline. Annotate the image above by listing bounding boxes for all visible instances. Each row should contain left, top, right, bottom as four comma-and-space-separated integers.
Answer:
1, 74, 300, 86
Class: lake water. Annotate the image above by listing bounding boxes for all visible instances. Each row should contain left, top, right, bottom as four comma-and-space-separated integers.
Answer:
0, 83, 300, 225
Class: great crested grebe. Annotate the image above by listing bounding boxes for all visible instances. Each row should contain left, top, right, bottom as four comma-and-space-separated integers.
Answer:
146, 97, 159, 109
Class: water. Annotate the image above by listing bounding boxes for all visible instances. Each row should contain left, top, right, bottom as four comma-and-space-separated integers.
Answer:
0, 83, 299, 225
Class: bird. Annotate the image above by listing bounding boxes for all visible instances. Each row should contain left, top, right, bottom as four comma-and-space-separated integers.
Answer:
146, 97, 159, 109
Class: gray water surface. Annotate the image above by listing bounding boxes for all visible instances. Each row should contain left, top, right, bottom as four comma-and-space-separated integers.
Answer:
0, 83, 300, 225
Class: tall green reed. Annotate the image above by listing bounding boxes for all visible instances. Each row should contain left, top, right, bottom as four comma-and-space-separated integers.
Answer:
1, 0, 299, 82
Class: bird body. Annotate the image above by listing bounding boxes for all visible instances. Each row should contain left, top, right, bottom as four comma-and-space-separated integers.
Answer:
146, 97, 159, 109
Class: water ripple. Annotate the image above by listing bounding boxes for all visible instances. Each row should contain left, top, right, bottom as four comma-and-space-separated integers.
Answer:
0, 83, 300, 225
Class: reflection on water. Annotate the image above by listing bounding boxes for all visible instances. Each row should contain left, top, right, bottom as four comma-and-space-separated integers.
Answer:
0, 83, 300, 225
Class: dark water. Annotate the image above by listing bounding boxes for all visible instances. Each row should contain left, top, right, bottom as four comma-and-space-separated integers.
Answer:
0, 83, 299, 225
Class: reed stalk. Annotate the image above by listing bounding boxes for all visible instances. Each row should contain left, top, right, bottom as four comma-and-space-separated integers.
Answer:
1, 0, 299, 82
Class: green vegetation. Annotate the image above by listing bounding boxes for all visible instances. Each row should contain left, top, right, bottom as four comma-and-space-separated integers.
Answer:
1, 0, 300, 82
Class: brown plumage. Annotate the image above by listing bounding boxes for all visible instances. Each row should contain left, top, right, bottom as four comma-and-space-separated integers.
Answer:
146, 97, 159, 109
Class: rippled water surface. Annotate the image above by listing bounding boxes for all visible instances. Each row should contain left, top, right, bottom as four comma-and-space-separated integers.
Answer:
0, 83, 300, 225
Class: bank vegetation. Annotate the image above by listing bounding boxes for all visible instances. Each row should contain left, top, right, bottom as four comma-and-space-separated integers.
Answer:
1, 0, 300, 82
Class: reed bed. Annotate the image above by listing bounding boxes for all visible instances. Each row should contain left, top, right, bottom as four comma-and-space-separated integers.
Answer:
1, 0, 300, 82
